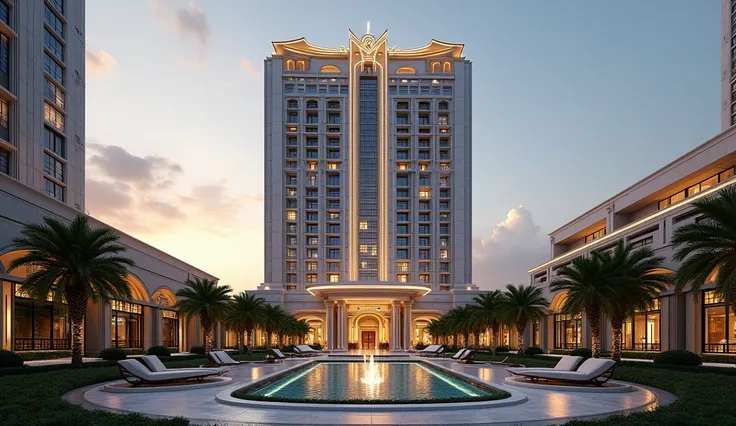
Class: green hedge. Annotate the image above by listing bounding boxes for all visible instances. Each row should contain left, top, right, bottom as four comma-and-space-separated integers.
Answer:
16, 351, 72, 361
700, 353, 736, 364
621, 351, 658, 360
189, 346, 206, 355
653, 350, 702, 366
98, 348, 127, 361
146, 346, 172, 357
0, 350, 24, 368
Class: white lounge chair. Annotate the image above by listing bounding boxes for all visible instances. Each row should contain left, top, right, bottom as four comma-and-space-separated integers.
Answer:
507, 358, 616, 386
266, 348, 289, 363
294, 345, 321, 357
141, 355, 229, 374
118, 359, 225, 386
417, 344, 441, 357
451, 348, 468, 360
506, 355, 583, 375
206, 351, 249, 366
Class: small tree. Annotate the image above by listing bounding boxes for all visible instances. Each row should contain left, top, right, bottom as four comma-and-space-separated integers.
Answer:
470, 290, 506, 354
499, 284, 548, 353
174, 278, 232, 352
261, 304, 288, 348
9, 215, 135, 366
225, 292, 265, 354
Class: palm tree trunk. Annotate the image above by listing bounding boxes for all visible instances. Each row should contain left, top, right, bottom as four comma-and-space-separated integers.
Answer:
463, 333, 469, 348
587, 305, 602, 358
515, 324, 526, 353
491, 325, 499, 355
238, 329, 245, 354
266, 329, 272, 348
245, 329, 251, 354
474, 332, 480, 348
68, 292, 86, 366
201, 317, 213, 352
610, 312, 625, 362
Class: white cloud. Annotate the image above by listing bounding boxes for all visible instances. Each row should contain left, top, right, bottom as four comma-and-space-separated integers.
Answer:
86, 49, 118, 75
240, 59, 260, 79
472, 206, 548, 290
149, 0, 211, 49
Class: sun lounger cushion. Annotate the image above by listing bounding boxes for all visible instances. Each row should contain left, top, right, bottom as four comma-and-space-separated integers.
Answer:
216, 351, 240, 364
420, 344, 440, 353
511, 358, 615, 381
119, 359, 220, 381
506, 355, 583, 375
452, 349, 468, 359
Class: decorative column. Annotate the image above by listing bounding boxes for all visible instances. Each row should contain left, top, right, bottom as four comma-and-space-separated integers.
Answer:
404, 301, 413, 350
336, 301, 346, 351
391, 301, 401, 350
324, 300, 334, 351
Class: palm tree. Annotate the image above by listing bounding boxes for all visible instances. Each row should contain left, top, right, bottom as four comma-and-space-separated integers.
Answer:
595, 241, 671, 361
444, 305, 474, 347
8, 215, 135, 366
174, 278, 232, 352
226, 292, 265, 354
261, 304, 288, 348
470, 290, 506, 354
672, 185, 736, 315
550, 254, 619, 358
499, 284, 548, 353
294, 319, 311, 345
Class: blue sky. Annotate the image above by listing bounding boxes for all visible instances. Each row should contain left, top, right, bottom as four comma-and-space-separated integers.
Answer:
84, 1, 720, 292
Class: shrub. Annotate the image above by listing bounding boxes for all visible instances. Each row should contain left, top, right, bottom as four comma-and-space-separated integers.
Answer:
310, 343, 322, 350
621, 351, 658, 360
0, 350, 24, 368
98, 347, 127, 361
700, 353, 736, 364
570, 348, 593, 359
189, 346, 206, 355
16, 350, 72, 361
415, 342, 427, 351
654, 350, 702, 367
146, 346, 172, 357
524, 346, 544, 356
495, 345, 510, 353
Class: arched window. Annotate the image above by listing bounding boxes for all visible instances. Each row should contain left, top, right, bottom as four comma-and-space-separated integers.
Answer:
306, 99, 318, 109
320, 65, 341, 73
296, 60, 306, 71
430, 61, 440, 73
396, 66, 416, 74
285, 59, 295, 71
443, 61, 452, 73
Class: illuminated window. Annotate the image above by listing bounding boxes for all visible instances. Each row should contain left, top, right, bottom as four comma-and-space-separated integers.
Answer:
360, 245, 368, 254
396, 66, 416, 74
306, 274, 317, 283
419, 274, 430, 283
296, 60, 306, 71
443, 61, 452, 73
328, 163, 338, 169
360, 261, 369, 269
44, 102, 64, 131
398, 163, 408, 170
659, 166, 736, 210
584, 227, 606, 244
359, 220, 368, 230
329, 274, 339, 282
430, 61, 440, 73
307, 262, 318, 271
287, 211, 296, 221
440, 249, 449, 259
397, 262, 409, 272
419, 189, 431, 199
285, 59, 294, 71
419, 164, 428, 171
309, 162, 318, 170
320, 65, 341, 73
398, 274, 408, 283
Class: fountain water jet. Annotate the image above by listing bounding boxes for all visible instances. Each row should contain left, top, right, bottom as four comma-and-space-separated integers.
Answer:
361, 354, 383, 385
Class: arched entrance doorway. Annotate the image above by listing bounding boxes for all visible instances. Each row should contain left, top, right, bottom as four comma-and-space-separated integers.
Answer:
354, 313, 385, 350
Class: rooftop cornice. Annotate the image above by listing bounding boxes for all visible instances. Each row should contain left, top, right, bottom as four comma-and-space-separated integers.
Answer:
272, 34, 464, 59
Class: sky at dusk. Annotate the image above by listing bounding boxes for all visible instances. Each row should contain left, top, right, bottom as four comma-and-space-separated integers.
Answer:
84, 0, 721, 293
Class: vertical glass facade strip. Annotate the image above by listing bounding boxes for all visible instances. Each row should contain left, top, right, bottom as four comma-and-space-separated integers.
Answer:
358, 77, 378, 280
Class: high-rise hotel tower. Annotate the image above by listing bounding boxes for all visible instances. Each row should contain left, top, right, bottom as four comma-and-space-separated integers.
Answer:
256, 29, 479, 351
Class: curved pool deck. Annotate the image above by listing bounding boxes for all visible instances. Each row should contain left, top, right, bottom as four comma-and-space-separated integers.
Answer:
64, 355, 676, 425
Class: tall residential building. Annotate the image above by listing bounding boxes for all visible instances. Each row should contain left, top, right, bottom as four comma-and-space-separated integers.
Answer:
0, 0, 217, 356
0, 0, 85, 209
723, 0, 736, 129
256, 28, 479, 352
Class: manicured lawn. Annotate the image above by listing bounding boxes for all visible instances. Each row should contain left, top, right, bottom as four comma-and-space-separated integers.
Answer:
0, 352, 265, 426
565, 362, 736, 426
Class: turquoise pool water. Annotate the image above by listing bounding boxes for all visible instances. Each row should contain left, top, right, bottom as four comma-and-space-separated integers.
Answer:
248, 361, 492, 402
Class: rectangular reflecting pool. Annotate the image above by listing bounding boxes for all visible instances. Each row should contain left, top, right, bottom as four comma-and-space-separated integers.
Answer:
241, 361, 502, 403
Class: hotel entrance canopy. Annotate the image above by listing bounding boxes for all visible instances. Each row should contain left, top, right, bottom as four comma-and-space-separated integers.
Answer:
306, 283, 431, 301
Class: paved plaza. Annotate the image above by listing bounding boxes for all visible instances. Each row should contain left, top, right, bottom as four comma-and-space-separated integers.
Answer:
64, 355, 676, 425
